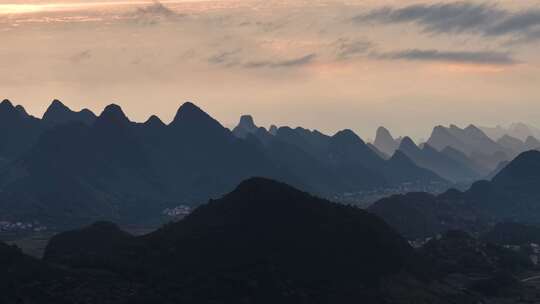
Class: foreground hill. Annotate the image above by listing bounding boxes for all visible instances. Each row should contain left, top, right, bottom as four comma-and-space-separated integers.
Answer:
370, 150, 540, 239
5, 178, 537, 303
42, 177, 481, 304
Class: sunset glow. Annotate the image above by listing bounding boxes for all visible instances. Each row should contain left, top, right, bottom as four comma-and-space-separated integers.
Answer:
0, 0, 538, 139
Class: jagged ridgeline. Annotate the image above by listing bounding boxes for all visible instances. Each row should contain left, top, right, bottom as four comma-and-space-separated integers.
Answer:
0, 99, 446, 228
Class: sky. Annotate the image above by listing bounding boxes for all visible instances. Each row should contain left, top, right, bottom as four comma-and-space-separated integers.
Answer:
0, 0, 539, 140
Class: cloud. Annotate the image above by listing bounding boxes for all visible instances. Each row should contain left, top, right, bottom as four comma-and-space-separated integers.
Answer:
243, 54, 317, 69
127, 0, 184, 25
486, 10, 540, 36
355, 2, 540, 43
374, 49, 517, 65
334, 38, 372, 60
355, 2, 504, 34
207, 49, 242, 67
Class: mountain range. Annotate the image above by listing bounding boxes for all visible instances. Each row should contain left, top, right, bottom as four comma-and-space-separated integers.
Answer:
480, 123, 540, 142
2, 98, 540, 229
369, 150, 540, 239
373, 124, 540, 183
0, 100, 446, 227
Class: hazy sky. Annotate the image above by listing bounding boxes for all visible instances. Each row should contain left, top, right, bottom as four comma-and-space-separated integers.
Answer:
1, 0, 539, 140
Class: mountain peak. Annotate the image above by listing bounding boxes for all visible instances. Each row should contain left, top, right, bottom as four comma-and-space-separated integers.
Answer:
376, 126, 393, 139
171, 101, 223, 128
399, 136, 419, 151
95, 104, 130, 127
231, 177, 295, 197
1, 99, 13, 107
464, 124, 486, 137
493, 150, 540, 184
525, 136, 540, 149
239, 115, 256, 128
0, 99, 20, 118
170, 102, 228, 139
233, 114, 259, 138
374, 126, 399, 155
44, 99, 70, 115
14, 105, 28, 116
50, 99, 66, 108
332, 129, 364, 144
269, 125, 278, 135
43, 100, 96, 125
144, 115, 166, 128
172, 101, 206, 122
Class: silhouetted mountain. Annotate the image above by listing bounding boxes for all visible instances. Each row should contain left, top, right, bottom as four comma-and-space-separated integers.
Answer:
491, 150, 540, 194
7, 179, 516, 302
485, 160, 510, 180
441, 146, 490, 177
44, 221, 136, 270
373, 126, 400, 156
481, 123, 540, 141
0, 240, 138, 304
43, 178, 485, 303
367, 142, 389, 159
269, 124, 278, 135
143, 114, 166, 129
273, 126, 331, 161
42, 99, 96, 126
232, 114, 260, 138
525, 136, 540, 151
398, 137, 481, 183
0, 99, 44, 162
0, 105, 167, 226
370, 150, 540, 238
0, 102, 447, 226
381, 150, 442, 184
497, 135, 526, 157
427, 125, 508, 170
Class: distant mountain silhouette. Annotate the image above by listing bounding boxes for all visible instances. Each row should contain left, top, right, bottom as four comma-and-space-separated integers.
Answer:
426, 124, 509, 170
370, 150, 540, 238
0, 103, 451, 226
232, 114, 260, 138
497, 135, 526, 158
398, 137, 481, 182
481, 123, 540, 141
42, 99, 96, 126
525, 136, 540, 150
440, 146, 490, 177
236, 116, 445, 191
373, 126, 401, 156
0, 99, 44, 162
367, 142, 389, 159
